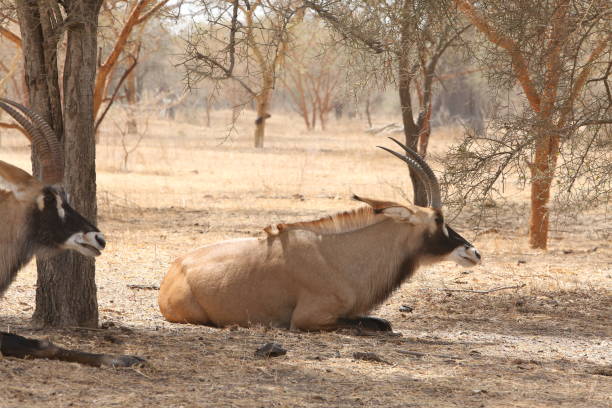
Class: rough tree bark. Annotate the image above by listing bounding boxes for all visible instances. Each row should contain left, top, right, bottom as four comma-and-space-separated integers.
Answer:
398, 1, 427, 207
17, 0, 103, 327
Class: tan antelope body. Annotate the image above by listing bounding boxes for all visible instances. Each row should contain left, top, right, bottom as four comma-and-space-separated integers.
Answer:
160, 139, 482, 331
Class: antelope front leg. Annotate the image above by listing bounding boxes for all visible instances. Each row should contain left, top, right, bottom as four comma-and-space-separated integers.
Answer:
336, 316, 393, 332
0, 332, 145, 367
289, 293, 393, 332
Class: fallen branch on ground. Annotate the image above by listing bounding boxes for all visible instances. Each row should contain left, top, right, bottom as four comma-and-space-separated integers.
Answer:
440, 283, 526, 294
397, 350, 460, 360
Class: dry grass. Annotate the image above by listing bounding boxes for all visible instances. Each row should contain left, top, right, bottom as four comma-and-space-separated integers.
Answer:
1, 110, 610, 407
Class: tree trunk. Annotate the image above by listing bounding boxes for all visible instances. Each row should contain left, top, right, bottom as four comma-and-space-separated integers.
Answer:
205, 96, 212, 127
398, 2, 428, 207
398, 74, 427, 206
528, 129, 560, 249
365, 98, 372, 128
399, 89, 428, 207
416, 108, 432, 157
16, 0, 60, 141
254, 91, 270, 148
18, 0, 103, 328
126, 61, 137, 134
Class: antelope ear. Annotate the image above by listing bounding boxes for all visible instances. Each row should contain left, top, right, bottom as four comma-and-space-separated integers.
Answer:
380, 206, 420, 223
0, 179, 27, 201
0, 161, 40, 201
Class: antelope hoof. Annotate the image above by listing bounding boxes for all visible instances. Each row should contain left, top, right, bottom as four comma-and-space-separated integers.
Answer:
101, 354, 146, 368
338, 316, 393, 332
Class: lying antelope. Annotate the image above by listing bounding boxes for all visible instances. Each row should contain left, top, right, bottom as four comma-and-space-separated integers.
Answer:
0, 98, 142, 367
159, 138, 481, 331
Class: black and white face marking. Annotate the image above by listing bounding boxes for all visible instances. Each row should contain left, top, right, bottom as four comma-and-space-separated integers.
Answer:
34, 186, 106, 257
444, 225, 481, 267
426, 212, 481, 267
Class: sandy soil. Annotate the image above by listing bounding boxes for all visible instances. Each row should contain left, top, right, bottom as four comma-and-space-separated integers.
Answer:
1, 111, 610, 407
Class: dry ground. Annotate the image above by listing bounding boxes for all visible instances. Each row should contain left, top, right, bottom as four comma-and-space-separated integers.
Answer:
1, 111, 610, 407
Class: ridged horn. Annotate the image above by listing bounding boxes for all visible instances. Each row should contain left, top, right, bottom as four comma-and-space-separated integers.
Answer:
377, 145, 432, 207
387, 137, 441, 209
0, 98, 64, 184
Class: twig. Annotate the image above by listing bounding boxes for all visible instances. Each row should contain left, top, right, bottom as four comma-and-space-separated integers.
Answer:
127, 284, 160, 290
67, 326, 107, 332
397, 350, 460, 360
131, 367, 152, 378
440, 283, 526, 294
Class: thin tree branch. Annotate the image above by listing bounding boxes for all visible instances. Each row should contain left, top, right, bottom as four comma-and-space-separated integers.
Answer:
0, 26, 22, 47
452, 0, 542, 112
95, 49, 140, 132
136, 0, 170, 24
304, 0, 386, 54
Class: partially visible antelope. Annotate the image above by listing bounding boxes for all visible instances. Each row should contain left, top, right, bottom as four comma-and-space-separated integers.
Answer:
159, 138, 482, 331
0, 98, 142, 367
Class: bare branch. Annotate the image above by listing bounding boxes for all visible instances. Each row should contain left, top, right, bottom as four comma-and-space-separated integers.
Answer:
95, 46, 140, 133
452, 0, 542, 112
303, 0, 386, 54
0, 25, 21, 47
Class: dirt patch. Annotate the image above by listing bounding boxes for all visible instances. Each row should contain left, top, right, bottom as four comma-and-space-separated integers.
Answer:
1, 113, 610, 407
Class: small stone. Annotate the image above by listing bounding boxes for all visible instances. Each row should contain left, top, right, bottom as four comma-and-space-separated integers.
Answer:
353, 352, 390, 364
255, 342, 287, 358
399, 305, 414, 313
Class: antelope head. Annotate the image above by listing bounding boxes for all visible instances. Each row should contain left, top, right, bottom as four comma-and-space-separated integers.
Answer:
378, 138, 481, 267
0, 98, 105, 259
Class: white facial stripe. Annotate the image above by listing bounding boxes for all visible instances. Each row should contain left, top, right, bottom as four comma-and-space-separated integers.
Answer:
55, 193, 65, 220
37, 195, 45, 210
442, 224, 449, 237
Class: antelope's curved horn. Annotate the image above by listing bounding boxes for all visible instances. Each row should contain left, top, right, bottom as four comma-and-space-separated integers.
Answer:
0, 98, 64, 184
377, 145, 432, 207
387, 137, 441, 209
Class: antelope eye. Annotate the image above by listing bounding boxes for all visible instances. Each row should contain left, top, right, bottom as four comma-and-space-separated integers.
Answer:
44, 194, 54, 204
435, 216, 443, 225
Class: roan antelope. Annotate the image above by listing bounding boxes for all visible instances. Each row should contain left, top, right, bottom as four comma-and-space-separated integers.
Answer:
159, 138, 481, 331
0, 98, 142, 367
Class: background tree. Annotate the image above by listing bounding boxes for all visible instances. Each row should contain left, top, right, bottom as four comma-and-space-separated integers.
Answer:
4, 0, 174, 327
183, 0, 300, 148
94, 0, 172, 133
281, 18, 342, 131
0, 7, 24, 108
306, 0, 470, 206
2, 0, 172, 135
15, 0, 102, 327
444, 0, 611, 249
